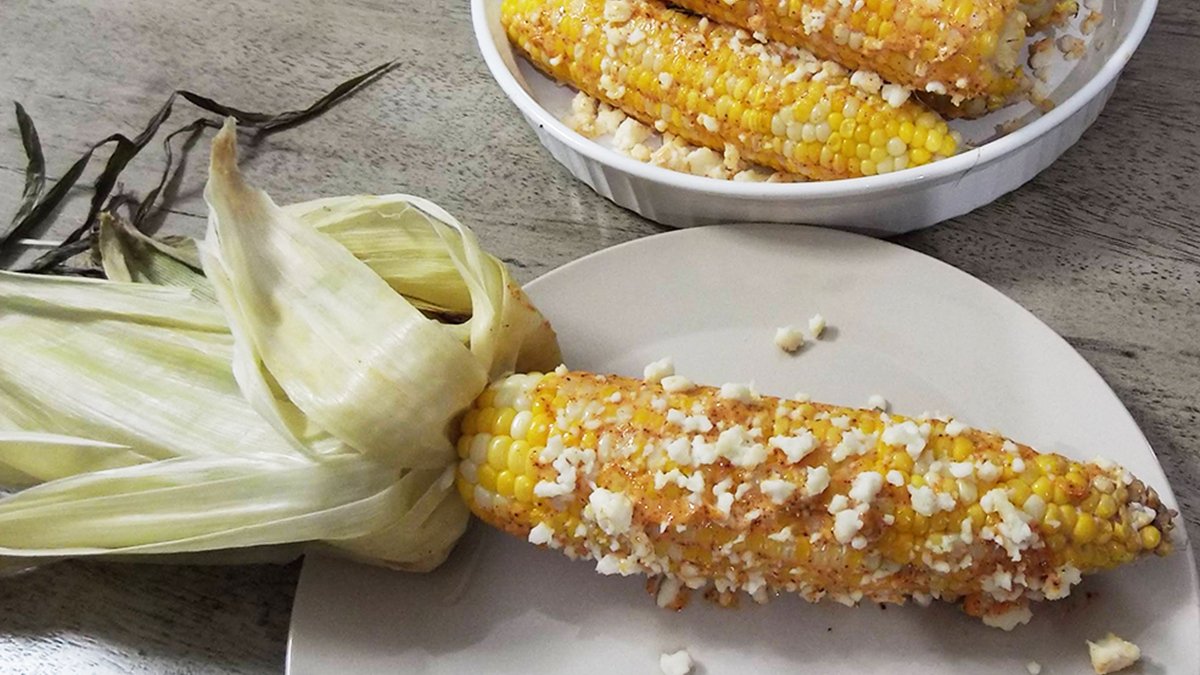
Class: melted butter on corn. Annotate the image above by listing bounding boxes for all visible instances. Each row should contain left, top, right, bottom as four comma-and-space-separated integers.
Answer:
457, 370, 1176, 626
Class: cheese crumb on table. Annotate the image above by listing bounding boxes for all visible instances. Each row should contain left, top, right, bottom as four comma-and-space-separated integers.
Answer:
1087, 633, 1141, 674
808, 313, 826, 338
867, 394, 888, 411
659, 649, 694, 675
774, 326, 805, 353
1025, 661, 1042, 674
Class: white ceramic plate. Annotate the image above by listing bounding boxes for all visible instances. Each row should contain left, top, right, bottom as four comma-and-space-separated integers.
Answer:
472, 0, 1157, 233
287, 225, 1197, 674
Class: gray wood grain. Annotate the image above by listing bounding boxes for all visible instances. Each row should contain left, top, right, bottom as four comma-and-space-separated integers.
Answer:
0, 0, 1196, 672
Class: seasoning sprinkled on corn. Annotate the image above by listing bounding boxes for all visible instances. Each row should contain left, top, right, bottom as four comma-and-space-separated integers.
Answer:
502, 0, 961, 179
457, 370, 1177, 627
665, 0, 1031, 107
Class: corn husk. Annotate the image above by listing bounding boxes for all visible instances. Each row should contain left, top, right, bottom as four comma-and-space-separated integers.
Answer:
0, 119, 560, 571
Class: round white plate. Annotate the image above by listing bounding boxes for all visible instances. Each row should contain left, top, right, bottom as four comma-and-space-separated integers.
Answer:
472, 0, 1157, 233
287, 225, 1197, 674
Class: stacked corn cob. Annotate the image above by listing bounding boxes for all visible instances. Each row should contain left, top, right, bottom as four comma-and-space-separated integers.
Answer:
456, 369, 1175, 627
665, 0, 1030, 107
503, 0, 961, 180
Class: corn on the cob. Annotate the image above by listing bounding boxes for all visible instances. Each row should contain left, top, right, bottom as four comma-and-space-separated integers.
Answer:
502, 0, 960, 180
663, 0, 1029, 108
456, 370, 1176, 627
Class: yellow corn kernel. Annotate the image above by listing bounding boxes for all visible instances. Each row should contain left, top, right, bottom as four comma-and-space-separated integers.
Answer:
1140, 525, 1162, 550
456, 435, 472, 459
1073, 513, 1097, 544
493, 409, 517, 437
460, 408, 480, 435
456, 475, 473, 504
1059, 504, 1078, 531
478, 465, 498, 492
951, 436, 974, 461
1095, 494, 1118, 520
967, 503, 986, 527
894, 506, 915, 532
1036, 454, 1066, 475
527, 416, 551, 447
504, 435, 525, 466
475, 389, 496, 410
1031, 476, 1053, 500
1007, 479, 1031, 506
514, 475, 534, 502
496, 470, 516, 497
1042, 503, 1062, 532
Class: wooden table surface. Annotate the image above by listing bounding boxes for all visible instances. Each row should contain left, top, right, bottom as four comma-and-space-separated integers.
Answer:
0, 0, 1196, 672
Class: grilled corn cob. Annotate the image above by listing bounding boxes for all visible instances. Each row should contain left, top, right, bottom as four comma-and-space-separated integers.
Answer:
664, 0, 1029, 109
456, 369, 1176, 627
503, 0, 960, 179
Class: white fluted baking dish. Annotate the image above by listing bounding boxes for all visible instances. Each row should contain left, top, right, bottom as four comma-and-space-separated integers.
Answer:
472, 0, 1156, 234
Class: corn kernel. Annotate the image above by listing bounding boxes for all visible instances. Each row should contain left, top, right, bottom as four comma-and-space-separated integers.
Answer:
493, 409, 517, 437
507, 440, 530, 474
1140, 525, 1162, 550
528, 417, 551, 447
1073, 513, 1097, 544
1031, 476, 1053, 500
456, 435, 472, 459
487, 436, 511, 469
461, 408, 480, 435
496, 470, 515, 497
514, 475, 534, 502
478, 465, 498, 492
952, 436, 974, 461
1095, 494, 1118, 520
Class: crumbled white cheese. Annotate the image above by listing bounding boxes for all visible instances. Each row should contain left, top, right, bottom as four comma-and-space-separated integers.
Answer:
660, 375, 694, 393
949, 461, 975, 479
768, 526, 795, 543
1057, 35, 1086, 61
831, 428, 877, 462
1012, 457, 1026, 473
886, 469, 905, 486
849, 69, 883, 94
685, 146, 724, 178
593, 104, 626, 135
880, 83, 911, 108
665, 438, 693, 465
909, 485, 937, 516
715, 425, 768, 467
588, 488, 634, 536
827, 494, 850, 514
1025, 662, 1042, 675
775, 326, 805, 352
528, 522, 555, 546
612, 117, 652, 152
867, 394, 888, 411
833, 508, 864, 544
924, 80, 948, 95
603, 0, 633, 23
655, 576, 682, 608
1087, 633, 1141, 674
830, 415, 851, 430
976, 460, 1002, 483
981, 603, 1032, 631
882, 420, 929, 459
761, 478, 798, 504
770, 430, 817, 463
793, 392, 811, 402
802, 8, 827, 34
849, 471, 884, 505
805, 466, 831, 497
1042, 564, 1082, 600
596, 553, 638, 576
719, 382, 759, 403
944, 419, 967, 436
808, 313, 826, 338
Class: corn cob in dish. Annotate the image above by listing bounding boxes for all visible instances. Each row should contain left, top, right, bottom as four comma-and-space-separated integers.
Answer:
502, 0, 960, 180
663, 0, 1029, 109
456, 369, 1176, 628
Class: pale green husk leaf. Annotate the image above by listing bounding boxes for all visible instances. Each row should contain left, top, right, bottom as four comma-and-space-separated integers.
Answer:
0, 119, 560, 571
